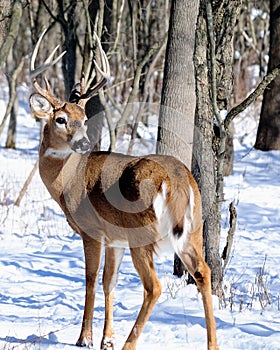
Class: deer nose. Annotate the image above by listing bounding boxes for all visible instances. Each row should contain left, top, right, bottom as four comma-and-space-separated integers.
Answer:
73, 137, 91, 154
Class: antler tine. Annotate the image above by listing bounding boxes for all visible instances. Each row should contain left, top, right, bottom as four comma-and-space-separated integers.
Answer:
31, 47, 66, 78
30, 28, 66, 106
30, 28, 47, 77
76, 33, 110, 107
93, 32, 111, 80
30, 29, 66, 78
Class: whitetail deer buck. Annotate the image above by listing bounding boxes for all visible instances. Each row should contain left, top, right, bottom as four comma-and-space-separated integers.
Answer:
29, 30, 218, 350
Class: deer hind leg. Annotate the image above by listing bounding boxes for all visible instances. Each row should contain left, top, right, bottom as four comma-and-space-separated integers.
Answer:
174, 229, 219, 350
122, 245, 162, 350
193, 257, 219, 350
76, 235, 102, 347
101, 247, 125, 350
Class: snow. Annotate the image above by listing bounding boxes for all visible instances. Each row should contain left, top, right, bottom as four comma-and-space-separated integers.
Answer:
0, 91, 280, 350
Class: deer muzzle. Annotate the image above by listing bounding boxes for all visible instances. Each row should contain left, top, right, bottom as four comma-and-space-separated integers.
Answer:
72, 136, 91, 154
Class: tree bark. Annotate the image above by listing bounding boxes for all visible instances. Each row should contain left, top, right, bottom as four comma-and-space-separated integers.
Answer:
157, 0, 198, 169
57, 0, 77, 98
5, 96, 17, 149
0, 0, 13, 47
0, 0, 24, 68
193, 0, 242, 297
157, 0, 199, 278
0, 56, 25, 139
255, 0, 280, 150
84, 0, 113, 151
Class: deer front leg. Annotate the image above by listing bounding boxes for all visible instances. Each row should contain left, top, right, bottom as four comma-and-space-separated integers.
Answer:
122, 245, 162, 350
101, 247, 125, 350
76, 235, 102, 347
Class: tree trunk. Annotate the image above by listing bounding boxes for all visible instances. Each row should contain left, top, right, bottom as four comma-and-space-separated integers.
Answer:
0, 0, 24, 68
157, 0, 198, 170
193, 0, 242, 297
193, 5, 221, 292
58, 0, 77, 98
0, 0, 13, 45
5, 96, 17, 149
157, 0, 199, 278
255, 0, 280, 150
85, 0, 113, 151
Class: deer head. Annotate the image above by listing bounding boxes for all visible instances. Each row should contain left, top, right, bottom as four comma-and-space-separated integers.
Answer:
29, 29, 110, 156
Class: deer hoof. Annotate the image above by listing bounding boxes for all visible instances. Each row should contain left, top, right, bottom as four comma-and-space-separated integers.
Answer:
101, 336, 115, 349
76, 336, 93, 347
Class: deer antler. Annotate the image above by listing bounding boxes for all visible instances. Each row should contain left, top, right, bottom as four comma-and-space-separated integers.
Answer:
30, 28, 66, 107
69, 32, 110, 107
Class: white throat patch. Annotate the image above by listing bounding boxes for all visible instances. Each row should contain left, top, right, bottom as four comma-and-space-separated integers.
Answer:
44, 147, 73, 159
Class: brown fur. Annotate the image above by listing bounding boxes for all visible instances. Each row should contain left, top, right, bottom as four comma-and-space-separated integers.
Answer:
30, 96, 218, 349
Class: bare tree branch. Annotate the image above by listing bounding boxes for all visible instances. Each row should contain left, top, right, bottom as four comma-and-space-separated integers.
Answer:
40, 0, 60, 24
224, 63, 280, 130
115, 32, 168, 136
112, 0, 125, 53
222, 201, 237, 271
128, 0, 137, 71
0, 56, 25, 137
127, 41, 166, 155
15, 160, 39, 207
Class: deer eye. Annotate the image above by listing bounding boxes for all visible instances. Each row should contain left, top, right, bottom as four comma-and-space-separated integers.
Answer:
55, 117, 67, 125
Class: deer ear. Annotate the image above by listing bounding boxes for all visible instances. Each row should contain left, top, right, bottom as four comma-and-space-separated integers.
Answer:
29, 93, 54, 118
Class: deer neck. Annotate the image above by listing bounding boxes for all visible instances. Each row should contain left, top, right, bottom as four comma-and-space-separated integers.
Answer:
38, 124, 84, 205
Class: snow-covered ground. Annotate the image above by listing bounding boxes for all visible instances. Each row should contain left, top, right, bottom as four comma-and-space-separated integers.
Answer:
0, 90, 279, 350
